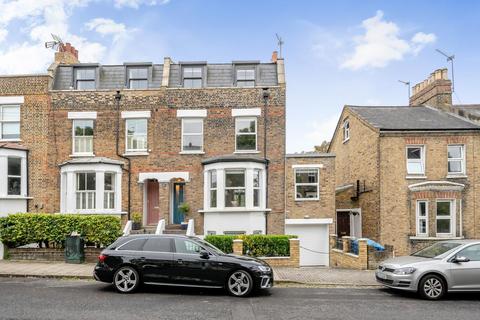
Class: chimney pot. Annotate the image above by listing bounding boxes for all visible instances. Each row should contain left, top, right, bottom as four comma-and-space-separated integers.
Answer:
271, 51, 278, 63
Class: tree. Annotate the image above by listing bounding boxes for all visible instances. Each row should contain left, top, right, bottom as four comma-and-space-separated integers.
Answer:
314, 140, 330, 153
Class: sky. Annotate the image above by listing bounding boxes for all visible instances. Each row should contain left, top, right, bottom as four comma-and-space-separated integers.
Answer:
0, 0, 479, 152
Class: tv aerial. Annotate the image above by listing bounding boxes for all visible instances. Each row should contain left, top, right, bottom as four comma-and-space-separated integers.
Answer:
276, 33, 284, 58
45, 34, 64, 51
435, 48, 455, 92
398, 80, 411, 101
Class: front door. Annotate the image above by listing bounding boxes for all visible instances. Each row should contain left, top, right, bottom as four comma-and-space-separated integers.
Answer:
173, 183, 185, 224
146, 180, 160, 225
337, 211, 350, 237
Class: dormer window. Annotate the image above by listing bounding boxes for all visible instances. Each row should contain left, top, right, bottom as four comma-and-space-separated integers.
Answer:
236, 69, 255, 87
183, 67, 202, 88
75, 68, 96, 90
128, 67, 148, 89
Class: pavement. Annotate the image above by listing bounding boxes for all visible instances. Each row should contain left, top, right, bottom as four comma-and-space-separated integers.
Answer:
0, 260, 377, 286
1, 277, 480, 320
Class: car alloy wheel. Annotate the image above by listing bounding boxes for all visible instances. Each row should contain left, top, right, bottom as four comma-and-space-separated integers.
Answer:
420, 275, 445, 300
114, 266, 140, 293
227, 270, 253, 297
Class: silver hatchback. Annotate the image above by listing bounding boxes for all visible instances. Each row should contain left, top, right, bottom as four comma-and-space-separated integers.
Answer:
376, 240, 480, 300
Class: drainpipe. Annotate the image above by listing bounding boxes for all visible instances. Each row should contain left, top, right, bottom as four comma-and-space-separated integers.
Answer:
26, 149, 30, 212
115, 91, 132, 220
263, 88, 270, 234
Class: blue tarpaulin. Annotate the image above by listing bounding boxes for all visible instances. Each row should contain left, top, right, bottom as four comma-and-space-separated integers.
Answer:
351, 238, 385, 254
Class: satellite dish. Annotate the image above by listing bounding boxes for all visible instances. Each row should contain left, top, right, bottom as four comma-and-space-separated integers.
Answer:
44, 34, 64, 51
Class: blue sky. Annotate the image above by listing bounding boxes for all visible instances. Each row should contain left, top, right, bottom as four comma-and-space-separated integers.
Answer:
0, 0, 479, 152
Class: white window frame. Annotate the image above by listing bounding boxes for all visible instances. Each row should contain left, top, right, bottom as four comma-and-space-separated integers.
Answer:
181, 118, 204, 153
127, 67, 148, 89
253, 169, 261, 207
416, 200, 428, 237
103, 172, 115, 210
182, 66, 203, 88
209, 170, 217, 208
436, 199, 455, 237
406, 145, 425, 175
447, 144, 465, 175
342, 119, 350, 143
72, 119, 94, 156
235, 117, 257, 152
7, 157, 22, 196
294, 168, 320, 201
75, 172, 96, 210
225, 169, 246, 208
0, 104, 21, 141
125, 118, 148, 153
75, 68, 96, 90
236, 68, 255, 87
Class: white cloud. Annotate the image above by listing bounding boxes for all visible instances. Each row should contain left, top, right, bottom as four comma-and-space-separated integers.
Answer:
0, 28, 7, 42
113, 0, 169, 9
341, 10, 436, 70
303, 114, 340, 149
86, 18, 128, 39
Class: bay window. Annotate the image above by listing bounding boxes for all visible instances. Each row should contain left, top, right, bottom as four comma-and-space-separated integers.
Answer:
126, 118, 147, 152
0, 105, 20, 140
73, 120, 94, 155
436, 200, 454, 236
225, 169, 246, 207
182, 118, 203, 152
406, 145, 425, 175
447, 145, 465, 175
76, 172, 96, 210
7, 157, 21, 195
295, 168, 319, 200
235, 118, 257, 151
416, 200, 428, 236
104, 172, 115, 209
253, 169, 261, 207
209, 170, 217, 208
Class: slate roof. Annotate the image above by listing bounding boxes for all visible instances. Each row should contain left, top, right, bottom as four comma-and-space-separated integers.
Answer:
452, 105, 480, 122
348, 105, 480, 131
286, 152, 335, 158
0, 142, 28, 150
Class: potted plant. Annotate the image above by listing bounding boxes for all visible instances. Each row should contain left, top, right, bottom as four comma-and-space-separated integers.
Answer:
131, 212, 142, 230
178, 203, 190, 230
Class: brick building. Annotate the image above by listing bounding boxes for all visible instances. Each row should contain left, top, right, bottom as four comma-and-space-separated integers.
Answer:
0, 43, 336, 260
330, 68, 480, 255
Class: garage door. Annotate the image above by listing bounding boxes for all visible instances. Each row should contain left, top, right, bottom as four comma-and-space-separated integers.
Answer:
285, 219, 331, 267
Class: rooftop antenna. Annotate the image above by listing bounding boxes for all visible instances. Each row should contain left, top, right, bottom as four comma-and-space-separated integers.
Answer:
275, 33, 284, 58
435, 48, 455, 92
398, 80, 411, 102
44, 34, 64, 51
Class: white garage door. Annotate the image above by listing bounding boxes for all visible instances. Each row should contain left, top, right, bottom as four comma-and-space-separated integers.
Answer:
285, 219, 331, 267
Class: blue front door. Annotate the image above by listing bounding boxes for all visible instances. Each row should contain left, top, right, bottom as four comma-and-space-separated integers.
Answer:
173, 183, 185, 224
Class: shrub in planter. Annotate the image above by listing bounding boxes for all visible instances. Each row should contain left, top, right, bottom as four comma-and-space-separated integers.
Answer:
131, 212, 142, 230
204, 234, 297, 257
0, 214, 122, 248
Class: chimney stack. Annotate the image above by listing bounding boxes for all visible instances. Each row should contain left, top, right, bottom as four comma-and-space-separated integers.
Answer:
409, 68, 452, 111
271, 51, 278, 63
54, 42, 79, 65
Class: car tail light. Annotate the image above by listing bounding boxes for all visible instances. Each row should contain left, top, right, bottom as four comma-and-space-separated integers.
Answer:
98, 254, 108, 263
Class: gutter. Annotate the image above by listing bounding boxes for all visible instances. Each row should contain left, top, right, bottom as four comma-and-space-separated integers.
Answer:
115, 91, 132, 220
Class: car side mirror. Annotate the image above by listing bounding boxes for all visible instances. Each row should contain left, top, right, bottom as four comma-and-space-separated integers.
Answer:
200, 250, 209, 259
453, 256, 470, 263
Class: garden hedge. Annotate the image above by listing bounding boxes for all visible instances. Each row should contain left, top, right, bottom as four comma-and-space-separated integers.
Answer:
204, 234, 297, 257
0, 214, 122, 248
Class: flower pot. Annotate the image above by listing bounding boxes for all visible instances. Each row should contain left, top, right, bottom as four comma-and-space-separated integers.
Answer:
132, 222, 141, 230
180, 222, 188, 230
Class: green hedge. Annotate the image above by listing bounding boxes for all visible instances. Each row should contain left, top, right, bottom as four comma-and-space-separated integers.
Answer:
0, 214, 122, 248
204, 234, 297, 257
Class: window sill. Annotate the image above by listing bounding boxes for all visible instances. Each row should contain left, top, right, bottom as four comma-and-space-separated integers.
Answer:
234, 150, 260, 154
446, 174, 467, 179
342, 138, 350, 144
0, 139, 22, 143
409, 236, 463, 240
59, 211, 127, 215
199, 208, 271, 213
69, 153, 95, 158
295, 198, 319, 202
0, 196, 33, 200
406, 175, 427, 180
123, 152, 149, 157
179, 151, 205, 155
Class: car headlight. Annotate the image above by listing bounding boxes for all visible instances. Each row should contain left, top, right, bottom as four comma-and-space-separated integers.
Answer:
393, 267, 416, 275
257, 266, 271, 272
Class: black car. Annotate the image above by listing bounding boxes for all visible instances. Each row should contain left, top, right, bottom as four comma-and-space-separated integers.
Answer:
94, 234, 273, 297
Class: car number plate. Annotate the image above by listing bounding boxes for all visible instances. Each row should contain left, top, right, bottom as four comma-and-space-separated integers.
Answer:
378, 272, 387, 279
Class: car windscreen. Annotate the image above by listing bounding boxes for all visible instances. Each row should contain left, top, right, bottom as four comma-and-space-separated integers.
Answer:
196, 239, 225, 255
412, 242, 462, 258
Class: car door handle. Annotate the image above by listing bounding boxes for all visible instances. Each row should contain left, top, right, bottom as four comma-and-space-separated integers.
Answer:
177, 259, 184, 265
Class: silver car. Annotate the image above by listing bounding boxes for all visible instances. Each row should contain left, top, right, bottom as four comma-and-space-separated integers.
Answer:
376, 240, 480, 300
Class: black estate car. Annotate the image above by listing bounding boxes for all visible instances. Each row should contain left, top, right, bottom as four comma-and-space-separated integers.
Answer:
94, 234, 273, 297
